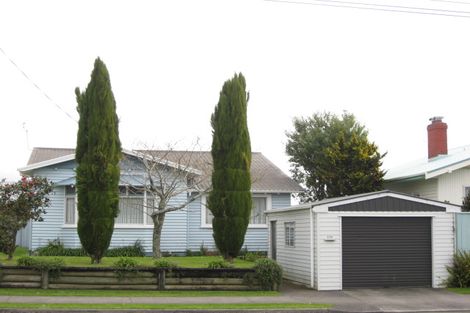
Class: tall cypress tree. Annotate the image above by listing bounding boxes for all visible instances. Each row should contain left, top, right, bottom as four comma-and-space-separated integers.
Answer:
208, 73, 252, 261
75, 58, 121, 264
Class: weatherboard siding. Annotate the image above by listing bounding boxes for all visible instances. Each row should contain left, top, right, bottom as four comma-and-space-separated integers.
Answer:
438, 168, 470, 205
187, 193, 291, 252
456, 213, 470, 252
386, 178, 438, 201
266, 209, 311, 286
432, 213, 455, 287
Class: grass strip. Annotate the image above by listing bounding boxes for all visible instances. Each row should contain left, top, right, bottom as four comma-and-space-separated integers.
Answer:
448, 288, 470, 294
0, 302, 331, 310
0, 288, 278, 297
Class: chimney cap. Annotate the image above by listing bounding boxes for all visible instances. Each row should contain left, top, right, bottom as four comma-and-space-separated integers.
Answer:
429, 116, 444, 122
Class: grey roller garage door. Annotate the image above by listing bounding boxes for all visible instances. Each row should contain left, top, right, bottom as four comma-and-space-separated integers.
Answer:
342, 217, 432, 288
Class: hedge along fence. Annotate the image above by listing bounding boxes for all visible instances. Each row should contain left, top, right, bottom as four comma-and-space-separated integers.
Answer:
0, 266, 259, 291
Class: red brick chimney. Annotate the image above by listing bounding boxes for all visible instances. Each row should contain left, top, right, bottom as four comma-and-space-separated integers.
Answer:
427, 116, 448, 159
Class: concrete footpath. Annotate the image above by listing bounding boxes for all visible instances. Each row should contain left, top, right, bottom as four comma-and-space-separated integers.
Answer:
0, 283, 470, 312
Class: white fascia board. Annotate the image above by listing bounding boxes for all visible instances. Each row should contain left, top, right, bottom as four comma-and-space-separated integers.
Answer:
18, 154, 75, 173
126, 149, 202, 176
425, 158, 470, 179
265, 204, 311, 214
311, 191, 461, 212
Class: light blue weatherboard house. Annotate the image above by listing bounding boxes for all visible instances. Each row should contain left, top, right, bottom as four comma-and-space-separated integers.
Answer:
17, 148, 302, 254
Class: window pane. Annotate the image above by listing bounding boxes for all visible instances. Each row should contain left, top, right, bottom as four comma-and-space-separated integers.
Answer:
65, 185, 75, 195
146, 198, 154, 225
117, 197, 144, 224
206, 208, 213, 224
285, 222, 295, 247
65, 197, 75, 224
251, 197, 266, 224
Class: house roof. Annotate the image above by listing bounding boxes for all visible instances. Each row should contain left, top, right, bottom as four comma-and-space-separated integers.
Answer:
265, 190, 461, 214
385, 145, 470, 182
22, 147, 303, 193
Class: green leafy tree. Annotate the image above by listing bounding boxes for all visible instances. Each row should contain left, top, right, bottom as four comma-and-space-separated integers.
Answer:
208, 73, 252, 261
75, 57, 122, 264
462, 192, 470, 212
0, 177, 52, 259
286, 112, 385, 202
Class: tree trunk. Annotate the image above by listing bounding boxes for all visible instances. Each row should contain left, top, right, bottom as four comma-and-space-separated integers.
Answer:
152, 213, 165, 258
7, 230, 17, 260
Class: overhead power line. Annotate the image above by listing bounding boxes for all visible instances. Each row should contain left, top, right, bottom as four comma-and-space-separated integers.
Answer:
265, 0, 470, 18
0, 47, 77, 122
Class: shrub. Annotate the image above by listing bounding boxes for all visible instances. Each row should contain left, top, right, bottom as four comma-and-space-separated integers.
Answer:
17, 256, 64, 278
105, 241, 145, 257
207, 259, 233, 269
154, 259, 178, 269
35, 239, 86, 257
243, 252, 266, 262
253, 258, 283, 291
113, 257, 139, 280
446, 251, 470, 288
35, 240, 145, 257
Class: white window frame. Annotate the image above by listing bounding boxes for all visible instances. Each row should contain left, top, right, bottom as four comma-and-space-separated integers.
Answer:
63, 185, 78, 227
284, 221, 295, 247
62, 185, 155, 229
115, 186, 153, 228
201, 194, 271, 229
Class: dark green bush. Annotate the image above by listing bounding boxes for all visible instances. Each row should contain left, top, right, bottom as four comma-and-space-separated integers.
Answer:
207, 259, 233, 269
35, 240, 145, 257
446, 250, 470, 288
253, 258, 283, 291
105, 241, 145, 257
113, 257, 138, 270
35, 240, 86, 256
154, 259, 178, 269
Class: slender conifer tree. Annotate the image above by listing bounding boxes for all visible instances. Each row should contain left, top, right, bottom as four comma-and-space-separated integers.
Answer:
208, 73, 252, 261
75, 58, 121, 264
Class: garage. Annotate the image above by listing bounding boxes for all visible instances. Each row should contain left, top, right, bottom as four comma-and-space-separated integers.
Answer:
265, 190, 461, 290
342, 217, 432, 288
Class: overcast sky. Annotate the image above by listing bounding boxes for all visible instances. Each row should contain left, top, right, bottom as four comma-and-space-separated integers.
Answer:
1, 0, 470, 181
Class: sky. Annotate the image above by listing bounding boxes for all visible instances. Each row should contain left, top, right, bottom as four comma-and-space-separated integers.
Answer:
1, 0, 470, 181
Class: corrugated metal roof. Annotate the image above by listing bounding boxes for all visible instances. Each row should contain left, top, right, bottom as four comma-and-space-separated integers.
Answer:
26, 147, 303, 193
385, 145, 470, 181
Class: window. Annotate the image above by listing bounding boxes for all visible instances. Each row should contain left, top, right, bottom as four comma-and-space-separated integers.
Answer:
285, 222, 295, 247
65, 185, 76, 224
251, 197, 267, 224
464, 186, 470, 198
117, 186, 144, 224
203, 195, 269, 226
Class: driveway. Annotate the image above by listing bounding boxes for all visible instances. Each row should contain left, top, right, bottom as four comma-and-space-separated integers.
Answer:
281, 282, 470, 312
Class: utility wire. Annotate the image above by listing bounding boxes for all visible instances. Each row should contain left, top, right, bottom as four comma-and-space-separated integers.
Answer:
0, 47, 77, 122
426, 0, 470, 5
265, 0, 470, 18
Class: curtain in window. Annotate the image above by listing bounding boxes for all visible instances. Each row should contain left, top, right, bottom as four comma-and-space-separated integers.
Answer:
117, 197, 144, 224
65, 197, 75, 224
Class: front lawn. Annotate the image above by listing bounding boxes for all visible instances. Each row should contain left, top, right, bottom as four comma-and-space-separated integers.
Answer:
0, 247, 254, 268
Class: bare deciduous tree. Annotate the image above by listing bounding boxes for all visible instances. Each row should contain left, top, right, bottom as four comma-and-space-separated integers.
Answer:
123, 144, 209, 258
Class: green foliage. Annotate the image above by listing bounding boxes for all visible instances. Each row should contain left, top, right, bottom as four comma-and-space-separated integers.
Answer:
0, 177, 52, 259
207, 259, 234, 269
253, 258, 283, 291
286, 111, 385, 202
113, 257, 138, 279
35, 240, 86, 257
242, 252, 266, 262
35, 240, 145, 257
154, 259, 178, 269
208, 73, 252, 260
75, 58, 122, 264
462, 193, 470, 212
446, 251, 470, 288
105, 241, 145, 257
17, 256, 64, 278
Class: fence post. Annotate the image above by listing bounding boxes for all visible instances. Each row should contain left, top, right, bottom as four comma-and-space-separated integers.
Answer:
41, 270, 49, 289
158, 269, 166, 290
